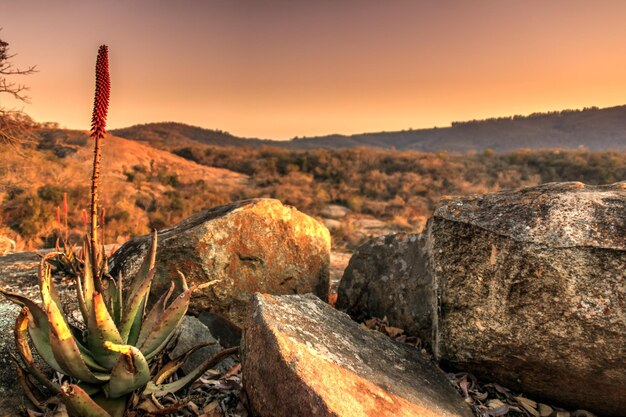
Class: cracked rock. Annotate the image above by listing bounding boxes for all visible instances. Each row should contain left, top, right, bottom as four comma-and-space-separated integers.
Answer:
241, 293, 473, 417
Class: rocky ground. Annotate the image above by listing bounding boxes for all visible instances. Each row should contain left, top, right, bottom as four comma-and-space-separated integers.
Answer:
0, 186, 622, 417
0, 249, 606, 417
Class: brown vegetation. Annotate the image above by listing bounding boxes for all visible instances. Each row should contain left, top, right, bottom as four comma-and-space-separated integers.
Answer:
1, 126, 623, 251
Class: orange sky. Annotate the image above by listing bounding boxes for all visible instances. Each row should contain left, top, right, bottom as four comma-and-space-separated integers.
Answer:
2, 1, 626, 139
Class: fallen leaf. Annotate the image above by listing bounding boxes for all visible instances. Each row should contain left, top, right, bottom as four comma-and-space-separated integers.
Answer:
515, 396, 539, 416
538, 403, 554, 417
223, 363, 242, 378
474, 391, 489, 401
364, 318, 378, 329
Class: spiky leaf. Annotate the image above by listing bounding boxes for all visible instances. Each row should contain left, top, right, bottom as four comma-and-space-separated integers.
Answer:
87, 292, 123, 369
14, 307, 60, 394
60, 384, 112, 417
139, 278, 219, 360
103, 342, 150, 398
0, 288, 64, 373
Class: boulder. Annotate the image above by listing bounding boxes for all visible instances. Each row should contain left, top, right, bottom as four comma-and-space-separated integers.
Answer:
198, 311, 242, 349
168, 316, 235, 374
336, 233, 433, 339
241, 293, 473, 417
337, 182, 626, 416
109, 199, 331, 325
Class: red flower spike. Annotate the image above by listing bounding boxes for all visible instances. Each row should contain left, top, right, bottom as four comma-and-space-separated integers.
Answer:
90, 45, 110, 139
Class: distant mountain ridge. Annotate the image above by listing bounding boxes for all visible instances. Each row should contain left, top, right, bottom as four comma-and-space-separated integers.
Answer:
112, 105, 626, 152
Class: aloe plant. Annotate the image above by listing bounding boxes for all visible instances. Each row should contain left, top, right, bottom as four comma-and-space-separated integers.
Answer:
0, 45, 231, 417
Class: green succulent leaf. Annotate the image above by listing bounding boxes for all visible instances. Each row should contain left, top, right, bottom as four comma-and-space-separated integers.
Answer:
42, 267, 109, 383
126, 230, 157, 301
92, 393, 128, 417
14, 307, 60, 394
139, 277, 219, 360
119, 269, 154, 343
39, 252, 64, 311
119, 231, 158, 343
0, 287, 64, 373
135, 281, 175, 348
60, 383, 112, 417
87, 292, 123, 369
104, 342, 150, 398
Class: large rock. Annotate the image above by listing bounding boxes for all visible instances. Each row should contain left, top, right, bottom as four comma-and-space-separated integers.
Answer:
110, 199, 331, 325
168, 316, 235, 374
336, 233, 433, 339
337, 182, 626, 416
242, 293, 473, 417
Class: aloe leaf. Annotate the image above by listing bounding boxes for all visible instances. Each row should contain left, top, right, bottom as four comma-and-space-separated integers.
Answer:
87, 292, 123, 369
135, 281, 175, 348
136, 274, 190, 360
103, 342, 151, 398
44, 283, 109, 383
104, 273, 122, 326
14, 307, 60, 394
39, 252, 63, 311
77, 382, 102, 396
119, 267, 154, 343
126, 298, 145, 346
0, 288, 64, 373
75, 268, 89, 326
140, 278, 219, 360
119, 231, 158, 342
115, 272, 123, 326
126, 230, 157, 303
38, 249, 109, 375
143, 346, 238, 396
60, 384, 112, 417
92, 393, 127, 417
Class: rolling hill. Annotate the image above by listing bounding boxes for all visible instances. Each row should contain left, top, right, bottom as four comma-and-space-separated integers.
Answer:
0, 128, 247, 248
112, 105, 626, 152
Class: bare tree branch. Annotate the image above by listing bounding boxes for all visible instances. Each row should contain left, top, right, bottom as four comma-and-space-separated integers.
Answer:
0, 33, 38, 144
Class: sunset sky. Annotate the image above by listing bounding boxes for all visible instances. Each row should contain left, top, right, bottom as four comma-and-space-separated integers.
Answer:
2, 1, 626, 139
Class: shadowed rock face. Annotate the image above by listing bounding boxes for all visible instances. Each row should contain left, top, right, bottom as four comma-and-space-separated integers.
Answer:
337, 182, 626, 416
336, 233, 435, 340
109, 198, 331, 325
242, 293, 473, 417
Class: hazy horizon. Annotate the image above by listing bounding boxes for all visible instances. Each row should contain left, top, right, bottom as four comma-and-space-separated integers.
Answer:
3, 1, 626, 140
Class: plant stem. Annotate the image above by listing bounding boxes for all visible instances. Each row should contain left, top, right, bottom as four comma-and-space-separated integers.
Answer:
90, 133, 104, 293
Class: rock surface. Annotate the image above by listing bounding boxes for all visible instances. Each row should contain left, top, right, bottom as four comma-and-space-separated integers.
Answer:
242, 293, 473, 417
198, 311, 242, 349
321, 204, 351, 219
336, 233, 433, 339
110, 198, 331, 325
337, 181, 626, 416
168, 316, 235, 374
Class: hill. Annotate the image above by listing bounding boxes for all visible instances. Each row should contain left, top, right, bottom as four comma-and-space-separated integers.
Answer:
0, 128, 247, 248
1, 124, 624, 252
112, 105, 626, 152
111, 122, 273, 149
